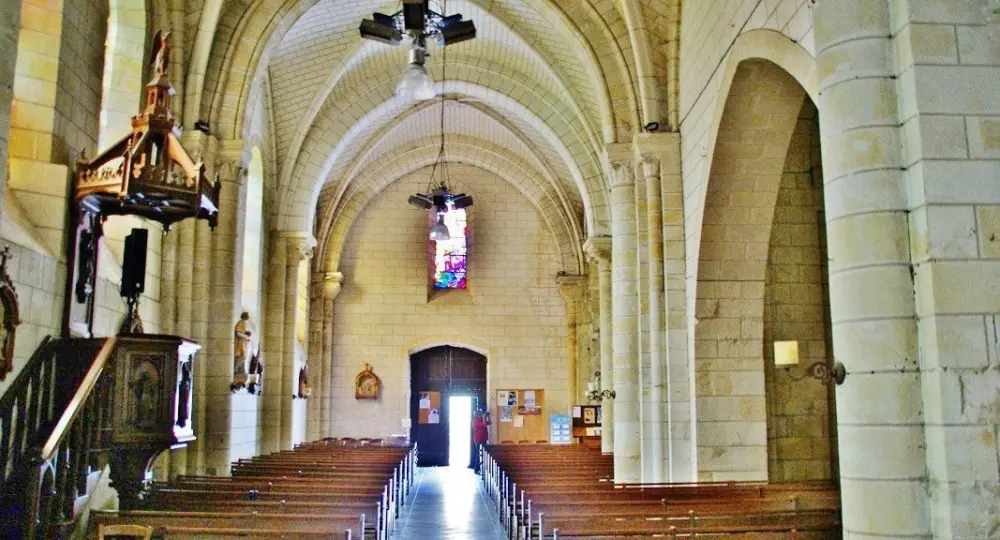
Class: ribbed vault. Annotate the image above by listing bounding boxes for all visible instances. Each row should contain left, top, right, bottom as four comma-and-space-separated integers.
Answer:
195, 0, 649, 249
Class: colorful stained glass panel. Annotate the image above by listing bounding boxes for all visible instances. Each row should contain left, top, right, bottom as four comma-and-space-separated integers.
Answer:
433, 209, 467, 289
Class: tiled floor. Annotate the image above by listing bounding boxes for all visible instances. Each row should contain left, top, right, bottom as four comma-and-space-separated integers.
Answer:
393, 466, 506, 540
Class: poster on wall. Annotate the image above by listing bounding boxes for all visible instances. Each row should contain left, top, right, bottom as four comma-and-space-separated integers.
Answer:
523, 390, 536, 407
418, 391, 441, 424
550, 413, 572, 445
499, 406, 513, 423
514, 416, 524, 428
583, 407, 596, 424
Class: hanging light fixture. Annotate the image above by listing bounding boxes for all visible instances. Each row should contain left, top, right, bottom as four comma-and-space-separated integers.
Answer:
429, 213, 451, 241
359, 1, 476, 104
396, 40, 435, 101
403, 7, 473, 241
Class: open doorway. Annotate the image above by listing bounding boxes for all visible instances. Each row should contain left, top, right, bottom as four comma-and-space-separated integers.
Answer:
448, 396, 472, 466
410, 346, 487, 466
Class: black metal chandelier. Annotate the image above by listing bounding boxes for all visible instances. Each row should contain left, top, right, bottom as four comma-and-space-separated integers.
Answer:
360, 0, 476, 102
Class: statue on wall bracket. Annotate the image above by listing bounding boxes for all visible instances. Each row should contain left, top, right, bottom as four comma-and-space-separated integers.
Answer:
355, 363, 381, 400
231, 312, 253, 392
0, 247, 21, 381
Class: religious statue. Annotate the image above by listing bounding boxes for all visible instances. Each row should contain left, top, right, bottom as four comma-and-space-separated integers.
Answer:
176, 361, 192, 427
151, 30, 171, 78
355, 363, 381, 400
246, 345, 264, 396
232, 312, 252, 391
297, 365, 311, 399
0, 247, 21, 382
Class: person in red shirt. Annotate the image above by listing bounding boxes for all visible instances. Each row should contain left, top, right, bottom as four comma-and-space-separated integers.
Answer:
472, 409, 490, 473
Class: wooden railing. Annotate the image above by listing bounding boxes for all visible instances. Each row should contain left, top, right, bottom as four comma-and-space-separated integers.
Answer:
0, 337, 117, 539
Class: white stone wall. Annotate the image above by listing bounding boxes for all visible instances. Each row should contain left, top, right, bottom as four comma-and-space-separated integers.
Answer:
330, 164, 568, 438
680, 0, 815, 269
762, 108, 834, 482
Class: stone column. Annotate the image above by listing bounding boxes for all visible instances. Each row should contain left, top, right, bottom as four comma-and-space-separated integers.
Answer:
203, 140, 247, 473
261, 235, 287, 455
814, 3, 927, 537
584, 236, 613, 454
307, 274, 324, 442
320, 272, 342, 438
632, 168, 651, 482
556, 275, 588, 403
281, 234, 313, 450
640, 155, 665, 483
607, 148, 641, 482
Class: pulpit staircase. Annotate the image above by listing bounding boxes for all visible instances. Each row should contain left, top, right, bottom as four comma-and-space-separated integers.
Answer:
0, 335, 197, 540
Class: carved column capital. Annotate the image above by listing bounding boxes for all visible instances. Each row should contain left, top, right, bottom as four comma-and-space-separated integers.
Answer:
280, 232, 316, 264
322, 271, 344, 300
583, 235, 612, 265
604, 143, 635, 189
556, 274, 588, 303
216, 140, 248, 185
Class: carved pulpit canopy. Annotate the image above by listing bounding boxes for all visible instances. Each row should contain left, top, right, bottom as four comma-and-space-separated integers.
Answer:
0, 247, 20, 381
74, 31, 220, 230
355, 363, 381, 400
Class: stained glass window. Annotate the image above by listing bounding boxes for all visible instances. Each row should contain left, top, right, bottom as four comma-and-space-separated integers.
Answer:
433, 209, 467, 289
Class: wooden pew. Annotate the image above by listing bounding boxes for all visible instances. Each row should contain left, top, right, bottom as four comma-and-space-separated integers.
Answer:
90, 443, 416, 540
483, 444, 842, 540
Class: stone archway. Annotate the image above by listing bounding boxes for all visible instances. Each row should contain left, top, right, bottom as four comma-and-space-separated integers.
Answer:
693, 58, 836, 482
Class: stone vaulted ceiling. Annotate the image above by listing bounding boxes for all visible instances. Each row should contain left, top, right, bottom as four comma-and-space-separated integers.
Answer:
200, 0, 662, 274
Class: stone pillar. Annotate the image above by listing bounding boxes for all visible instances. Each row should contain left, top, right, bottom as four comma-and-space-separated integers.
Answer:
814, 3, 927, 537
893, 2, 1000, 537
203, 140, 247, 473
607, 148, 640, 482
640, 155, 665, 483
556, 275, 588, 403
280, 233, 313, 450
636, 132, 686, 480
307, 274, 324, 442
261, 235, 287, 455
584, 236, 613, 454
320, 272, 342, 439
632, 167, 652, 482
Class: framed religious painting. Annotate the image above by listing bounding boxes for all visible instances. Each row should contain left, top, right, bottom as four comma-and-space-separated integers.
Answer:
0, 247, 21, 381
355, 363, 381, 400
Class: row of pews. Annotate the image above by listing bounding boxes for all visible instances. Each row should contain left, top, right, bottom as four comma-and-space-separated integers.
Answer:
483, 444, 842, 540
90, 440, 416, 539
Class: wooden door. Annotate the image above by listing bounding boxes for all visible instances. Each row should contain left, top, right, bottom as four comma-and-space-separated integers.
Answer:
410, 346, 486, 467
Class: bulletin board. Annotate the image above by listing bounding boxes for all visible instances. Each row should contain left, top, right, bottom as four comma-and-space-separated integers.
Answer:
572, 404, 602, 441
417, 391, 441, 424
495, 389, 546, 443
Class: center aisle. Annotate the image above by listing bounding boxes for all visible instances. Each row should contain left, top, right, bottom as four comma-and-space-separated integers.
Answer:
393, 466, 506, 540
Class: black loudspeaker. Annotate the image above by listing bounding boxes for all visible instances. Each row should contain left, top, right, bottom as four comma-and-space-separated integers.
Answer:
121, 228, 148, 298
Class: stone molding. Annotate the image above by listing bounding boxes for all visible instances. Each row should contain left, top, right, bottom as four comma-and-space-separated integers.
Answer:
555, 274, 588, 303
322, 271, 343, 300
216, 140, 248, 185
583, 235, 612, 264
281, 232, 316, 263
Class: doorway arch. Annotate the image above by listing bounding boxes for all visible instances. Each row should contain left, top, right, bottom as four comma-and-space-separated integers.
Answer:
409, 346, 487, 467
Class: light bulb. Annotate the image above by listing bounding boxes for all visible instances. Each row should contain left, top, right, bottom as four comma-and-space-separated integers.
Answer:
396, 62, 435, 102
429, 213, 450, 241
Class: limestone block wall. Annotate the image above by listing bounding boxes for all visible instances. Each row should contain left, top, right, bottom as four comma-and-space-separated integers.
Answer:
330, 164, 568, 438
890, 1, 1000, 536
0, 0, 18, 198
52, 0, 106, 164
680, 0, 815, 272
762, 109, 834, 482
679, 0, 817, 479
